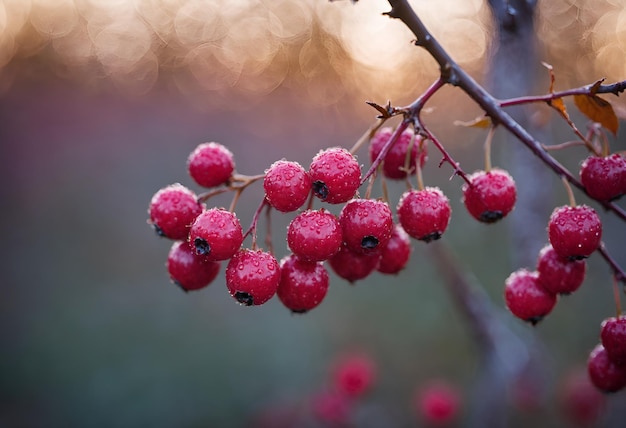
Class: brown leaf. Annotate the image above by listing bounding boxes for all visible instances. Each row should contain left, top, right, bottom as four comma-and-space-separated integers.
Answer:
574, 94, 619, 135
453, 116, 491, 128
549, 97, 569, 119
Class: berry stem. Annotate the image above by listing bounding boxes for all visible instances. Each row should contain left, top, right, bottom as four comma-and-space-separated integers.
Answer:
541, 140, 587, 152
498, 81, 626, 107
561, 176, 577, 207
364, 170, 376, 199
265, 203, 274, 255
483, 126, 496, 173
243, 198, 268, 250
361, 120, 410, 185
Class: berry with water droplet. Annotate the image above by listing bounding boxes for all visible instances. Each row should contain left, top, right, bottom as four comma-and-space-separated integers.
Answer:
587, 344, 626, 393
277, 254, 329, 313
504, 269, 557, 325
548, 205, 602, 260
287, 209, 342, 262
377, 224, 412, 275
462, 168, 517, 223
369, 126, 428, 179
328, 243, 381, 283
189, 208, 243, 261
397, 187, 451, 242
536, 244, 586, 295
309, 147, 361, 204
167, 240, 220, 291
339, 199, 393, 254
263, 160, 311, 212
225, 249, 280, 306
600, 316, 626, 365
187, 142, 235, 188
148, 184, 203, 240
580, 154, 626, 201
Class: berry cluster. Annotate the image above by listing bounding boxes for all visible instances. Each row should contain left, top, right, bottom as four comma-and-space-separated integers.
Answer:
588, 316, 626, 393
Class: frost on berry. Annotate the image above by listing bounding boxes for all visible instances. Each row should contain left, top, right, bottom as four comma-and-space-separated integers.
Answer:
369, 126, 428, 180
600, 316, 626, 365
462, 168, 517, 223
504, 269, 557, 325
339, 199, 393, 255
548, 205, 602, 260
167, 240, 220, 292
414, 381, 461, 427
580, 154, 626, 201
309, 147, 361, 204
277, 254, 329, 313
536, 244, 586, 295
397, 187, 451, 242
287, 209, 342, 262
148, 183, 203, 240
332, 353, 377, 398
328, 243, 381, 283
189, 208, 243, 262
377, 224, 411, 275
587, 344, 626, 393
225, 249, 280, 306
263, 160, 312, 212
187, 142, 235, 188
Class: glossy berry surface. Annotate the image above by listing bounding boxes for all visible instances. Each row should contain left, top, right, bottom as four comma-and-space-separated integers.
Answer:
377, 224, 411, 274
504, 269, 557, 325
339, 199, 393, 254
187, 142, 235, 188
166, 240, 220, 291
225, 249, 280, 306
369, 126, 428, 179
332, 353, 377, 398
263, 160, 311, 212
148, 183, 203, 240
189, 208, 243, 261
462, 168, 517, 223
587, 344, 626, 393
287, 209, 342, 262
397, 187, 451, 242
277, 255, 329, 313
580, 154, 626, 201
328, 244, 381, 283
548, 205, 602, 260
536, 244, 586, 295
600, 316, 626, 365
415, 381, 460, 426
309, 147, 361, 204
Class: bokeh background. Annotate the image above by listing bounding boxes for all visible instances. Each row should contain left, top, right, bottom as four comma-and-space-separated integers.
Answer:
1, 0, 626, 427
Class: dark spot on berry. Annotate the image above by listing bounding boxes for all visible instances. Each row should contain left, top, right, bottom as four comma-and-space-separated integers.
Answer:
361, 236, 379, 250
568, 255, 588, 261
479, 210, 504, 223
234, 291, 254, 306
172, 280, 189, 293
527, 315, 544, 326
152, 223, 166, 237
291, 309, 308, 314
312, 180, 329, 200
194, 238, 211, 255
420, 231, 442, 243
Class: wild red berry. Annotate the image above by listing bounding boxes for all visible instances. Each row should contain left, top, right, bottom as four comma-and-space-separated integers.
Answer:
277, 255, 329, 313
225, 249, 280, 306
328, 244, 381, 283
600, 316, 626, 365
580, 154, 626, 201
587, 344, 626, 393
309, 147, 361, 204
462, 168, 517, 223
369, 126, 428, 179
263, 160, 311, 212
339, 199, 393, 254
166, 240, 220, 291
397, 187, 451, 242
548, 205, 602, 260
311, 391, 351, 425
187, 142, 235, 188
332, 353, 377, 398
504, 269, 557, 325
559, 369, 605, 427
377, 224, 411, 275
536, 244, 586, 295
148, 184, 203, 240
189, 208, 243, 261
287, 209, 342, 262
415, 381, 461, 427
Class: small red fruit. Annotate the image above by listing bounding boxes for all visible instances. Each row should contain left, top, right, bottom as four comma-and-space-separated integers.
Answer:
263, 160, 311, 212
462, 168, 517, 223
166, 240, 220, 291
309, 147, 361, 204
369, 126, 428, 179
187, 142, 235, 188
397, 187, 451, 242
377, 224, 411, 275
310, 391, 351, 425
148, 184, 203, 240
339, 199, 393, 254
332, 353, 377, 398
287, 209, 342, 262
504, 269, 557, 325
328, 244, 381, 283
277, 255, 329, 313
415, 380, 461, 427
548, 205, 602, 260
587, 344, 626, 393
600, 316, 626, 365
189, 208, 243, 261
580, 153, 626, 201
225, 249, 280, 306
536, 244, 586, 295
559, 369, 605, 427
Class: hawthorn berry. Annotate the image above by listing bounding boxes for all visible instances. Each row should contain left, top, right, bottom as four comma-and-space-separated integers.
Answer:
148, 183, 203, 240
187, 142, 235, 188
309, 147, 361, 204
415, 381, 461, 427
287, 209, 342, 262
397, 187, 451, 242
377, 224, 411, 275
263, 160, 311, 212
369, 126, 428, 179
536, 244, 586, 295
328, 243, 381, 283
332, 353, 377, 398
587, 344, 626, 393
166, 240, 220, 291
225, 249, 280, 306
559, 369, 605, 427
462, 168, 517, 223
339, 199, 393, 254
600, 316, 626, 365
580, 153, 626, 201
189, 208, 243, 261
504, 269, 557, 325
277, 254, 329, 313
548, 205, 602, 260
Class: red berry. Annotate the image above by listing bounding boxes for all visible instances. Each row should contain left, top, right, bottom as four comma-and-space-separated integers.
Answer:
189, 208, 243, 261
187, 142, 235, 188
504, 269, 557, 325
600, 316, 626, 365
369, 126, 428, 179
311, 391, 351, 425
559, 369, 605, 427
339, 199, 393, 254
166, 241, 220, 291
536, 244, 586, 295
328, 244, 381, 283
332, 353, 377, 398
580, 154, 626, 201
377, 224, 411, 275
548, 205, 602, 260
225, 249, 280, 306
397, 187, 451, 242
277, 254, 329, 313
287, 209, 342, 262
263, 160, 311, 212
309, 147, 361, 204
415, 381, 461, 427
148, 184, 203, 240
587, 344, 626, 393
462, 168, 516, 223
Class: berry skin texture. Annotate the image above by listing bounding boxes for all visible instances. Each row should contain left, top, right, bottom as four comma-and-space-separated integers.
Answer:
339, 199, 393, 254
587, 344, 626, 393
309, 147, 361, 204
187, 142, 235, 188
397, 187, 451, 242
462, 168, 517, 223
369, 126, 428, 180
287, 209, 342, 262
415, 381, 461, 427
332, 353, 377, 398
600, 316, 626, 365
189, 208, 243, 262
225, 249, 280, 306
580, 154, 626, 201
548, 205, 602, 260
504, 269, 557, 325
377, 224, 411, 275
277, 255, 329, 313
263, 160, 311, 212
148, 184, 203, 240
167, 240, 220, 291
328, 244, 381, 283
536, 244, 586, 295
